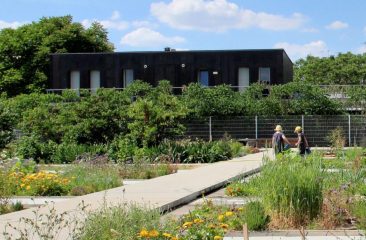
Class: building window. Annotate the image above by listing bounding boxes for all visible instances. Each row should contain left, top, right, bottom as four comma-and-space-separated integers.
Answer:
90, 70, 100, 92
123, 69, 134, 88
198, 70, 209, 87
259, 67, 270, 83
70, 71, 80, 89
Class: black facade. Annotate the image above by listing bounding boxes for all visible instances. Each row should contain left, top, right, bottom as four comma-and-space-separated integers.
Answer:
50, 49, 293, 90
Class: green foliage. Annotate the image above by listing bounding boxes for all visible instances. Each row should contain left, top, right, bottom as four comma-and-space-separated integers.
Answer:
10, 159, 37, 174
0, 101, 14, 148
294, 53, 366, 85
0, 16, 114, 96
241, 201, 269, 231
80, 204, 164, 240
127, 81, 188, 147
64, 164, 122, 195
350, 200, 366, 230
16, 134, 57, 163
260, 155, 324, 227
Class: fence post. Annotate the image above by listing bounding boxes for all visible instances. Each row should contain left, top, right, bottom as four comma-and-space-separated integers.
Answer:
255, 116, 258, 140
348, 114, 351, 147
302, 115, 305, 133
209, 116, 212, 142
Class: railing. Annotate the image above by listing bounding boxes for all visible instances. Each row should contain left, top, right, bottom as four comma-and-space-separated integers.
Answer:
181, 115, 366, 147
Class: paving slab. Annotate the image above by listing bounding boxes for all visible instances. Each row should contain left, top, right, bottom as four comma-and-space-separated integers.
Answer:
224, 230, 366, 240
0, 150, 270, 239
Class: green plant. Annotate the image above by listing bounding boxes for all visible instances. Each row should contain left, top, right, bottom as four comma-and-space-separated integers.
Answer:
64, 164, 122, 195
260, 155, 323, 227
350, 200, 366, 230
80, 204, 166, 240
241, 201, 269, 231
326, 127, 346, 153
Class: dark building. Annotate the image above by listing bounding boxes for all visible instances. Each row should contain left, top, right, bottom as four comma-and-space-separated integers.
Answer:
49, 49, 293, 91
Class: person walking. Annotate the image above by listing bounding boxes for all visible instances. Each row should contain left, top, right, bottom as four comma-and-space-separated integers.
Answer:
294, 126, 309, 156
272, 125, 291, 155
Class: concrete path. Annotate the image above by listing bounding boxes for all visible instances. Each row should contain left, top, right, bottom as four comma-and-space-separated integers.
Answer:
224, 230, 366, 240
0, 150, 270, 239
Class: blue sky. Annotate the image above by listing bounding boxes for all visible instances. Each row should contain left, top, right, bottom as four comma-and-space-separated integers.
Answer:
1, 0, 366, 61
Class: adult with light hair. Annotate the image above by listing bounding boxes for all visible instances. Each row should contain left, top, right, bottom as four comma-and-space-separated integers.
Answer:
272, 125, 291, 155
294, 126, 309, 156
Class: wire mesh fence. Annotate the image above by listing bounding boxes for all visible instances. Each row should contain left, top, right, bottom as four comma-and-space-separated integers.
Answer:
182, 115, 366, 147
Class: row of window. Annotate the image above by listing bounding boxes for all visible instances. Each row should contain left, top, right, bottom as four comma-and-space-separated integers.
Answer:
69, 68, 271, 90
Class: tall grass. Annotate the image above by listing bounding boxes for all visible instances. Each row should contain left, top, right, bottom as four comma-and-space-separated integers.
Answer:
260, 154, 324, 227
63, 164, 122, 196
79, 204, 165, 240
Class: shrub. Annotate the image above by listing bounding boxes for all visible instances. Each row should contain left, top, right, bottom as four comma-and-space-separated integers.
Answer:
52, 143, 89, 164
16, 135, 56, 163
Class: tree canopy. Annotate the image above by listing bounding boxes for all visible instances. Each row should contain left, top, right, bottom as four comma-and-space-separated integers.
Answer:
294, 52, 366, 85
0, 16, 114, 96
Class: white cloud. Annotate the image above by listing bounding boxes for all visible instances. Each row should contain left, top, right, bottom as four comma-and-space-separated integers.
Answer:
111, 11, 120, 21
82, 11, 129, 31
132, 20, 159, 29
274, 41, 329, 60
357, 45, 366, 54
150, 0, 306, 32
0, 20, 27, 29
302, 27, 319, 33
120, 27, 185, 47
326, 21, 349, 30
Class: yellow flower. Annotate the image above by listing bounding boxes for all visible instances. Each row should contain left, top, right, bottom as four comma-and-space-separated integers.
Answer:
148, 229, 159, 237
20, 183, 25, 188
171, 237, 179, 240
138, 229, 149, 237
162, 232, 172, 238
208, 224, 216, 229
193, 218, 204, 224
218, 215, 224, 222
220, 223, 229, 229
214, 236, 223, 240
238, 207, 244, 211
26, 185, 31, 190
225, 211, 234, 217
182, 221, 193, 228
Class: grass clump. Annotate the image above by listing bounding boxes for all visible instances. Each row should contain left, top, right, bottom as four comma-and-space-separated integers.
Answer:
260, 155, 323, 228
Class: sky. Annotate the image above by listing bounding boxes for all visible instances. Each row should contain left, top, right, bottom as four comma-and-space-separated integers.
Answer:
1, 0, 366, 61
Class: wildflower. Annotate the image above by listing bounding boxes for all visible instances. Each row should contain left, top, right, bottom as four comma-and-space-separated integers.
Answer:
193, 218, 204, 224
148, 229, 159, 237
26, 185, 31, 190
171, 237, 179, 240
138, 229, 149, 237
220, 223, 229, 229
162, 232, 172, 238
217, 215, 224, 222
182, 221, 193, 228
214, 236, 223, 240
208, 224, 216, 229
225, 211, 234, 217
238, 207, 244, 211
20, 183, 25, 188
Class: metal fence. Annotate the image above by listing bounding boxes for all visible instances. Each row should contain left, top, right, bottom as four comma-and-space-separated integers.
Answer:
182, 115, 366, 147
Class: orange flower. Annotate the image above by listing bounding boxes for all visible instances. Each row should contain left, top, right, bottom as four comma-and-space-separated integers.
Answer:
182, 221, 193, 228
148, 229, 159, 237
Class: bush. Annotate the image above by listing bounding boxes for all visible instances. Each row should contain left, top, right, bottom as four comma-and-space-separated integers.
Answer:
16, 135, 56, 163
52, 143, 89, 164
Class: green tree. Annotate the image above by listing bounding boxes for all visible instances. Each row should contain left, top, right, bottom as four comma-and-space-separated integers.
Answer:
0, 16, 114, 96
127, 81, 188, 147
294, 53, 366, 85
